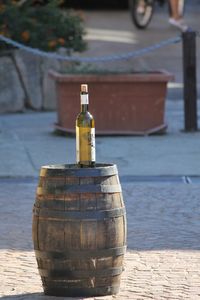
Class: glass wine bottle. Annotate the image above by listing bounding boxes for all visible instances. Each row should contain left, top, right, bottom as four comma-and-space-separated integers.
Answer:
76, 84, 96, 167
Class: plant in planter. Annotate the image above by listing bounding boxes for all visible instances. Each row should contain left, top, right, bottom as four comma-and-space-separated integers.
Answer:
0, 0, 86, 53
0, 0, 86, 112
50, 62, 174, 135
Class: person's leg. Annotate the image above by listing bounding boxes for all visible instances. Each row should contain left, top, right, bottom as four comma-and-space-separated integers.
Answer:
169, 0, 180, 20
168, 0, 188, 31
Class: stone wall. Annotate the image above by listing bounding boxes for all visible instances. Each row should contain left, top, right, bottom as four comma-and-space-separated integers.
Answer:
0, 50, 61, 113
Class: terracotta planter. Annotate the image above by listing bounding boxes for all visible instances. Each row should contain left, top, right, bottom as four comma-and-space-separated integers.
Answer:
50, 70, 174, 135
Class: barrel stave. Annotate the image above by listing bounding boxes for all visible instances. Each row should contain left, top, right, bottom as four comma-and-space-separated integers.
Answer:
32, 164, 126, 297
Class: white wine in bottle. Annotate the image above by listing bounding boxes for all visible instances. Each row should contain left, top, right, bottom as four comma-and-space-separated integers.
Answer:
76, 84, 95, 167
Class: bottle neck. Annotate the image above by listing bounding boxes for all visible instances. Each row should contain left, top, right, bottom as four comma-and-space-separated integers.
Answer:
80, 93, 89, 112
81, 104, 88, 112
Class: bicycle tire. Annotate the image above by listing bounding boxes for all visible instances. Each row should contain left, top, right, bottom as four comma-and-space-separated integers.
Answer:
129, 0, 155, 29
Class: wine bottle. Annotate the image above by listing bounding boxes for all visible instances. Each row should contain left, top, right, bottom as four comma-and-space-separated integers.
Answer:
76, 84, 95, 167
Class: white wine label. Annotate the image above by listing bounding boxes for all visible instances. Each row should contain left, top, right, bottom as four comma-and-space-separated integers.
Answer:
81, 94, 89, 105
76, 126, 95, 164
76, 126, 80, 163
90, 128, 96, 162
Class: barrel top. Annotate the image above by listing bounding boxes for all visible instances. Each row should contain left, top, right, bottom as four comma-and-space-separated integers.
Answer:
40, 163, 118, 177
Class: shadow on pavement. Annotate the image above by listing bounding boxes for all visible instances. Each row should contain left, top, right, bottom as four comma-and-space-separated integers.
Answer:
0, 293, 83, 300
0, 179, 200, 251
123, 183, 200, 251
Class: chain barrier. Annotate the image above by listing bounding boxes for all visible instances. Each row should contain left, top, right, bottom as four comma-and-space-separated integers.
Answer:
0, 34, 181, 63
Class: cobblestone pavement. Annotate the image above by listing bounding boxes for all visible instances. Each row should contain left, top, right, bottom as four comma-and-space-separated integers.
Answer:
1, 179, 200, 299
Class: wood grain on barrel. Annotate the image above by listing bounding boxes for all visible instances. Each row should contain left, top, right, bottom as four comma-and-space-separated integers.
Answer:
32, 164, 126, 297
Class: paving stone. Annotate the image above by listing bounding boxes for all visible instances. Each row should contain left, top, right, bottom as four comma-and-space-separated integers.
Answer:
0, 180, 200, 299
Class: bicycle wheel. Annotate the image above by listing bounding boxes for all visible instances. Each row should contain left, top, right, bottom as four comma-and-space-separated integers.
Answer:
129, 0, 155, 29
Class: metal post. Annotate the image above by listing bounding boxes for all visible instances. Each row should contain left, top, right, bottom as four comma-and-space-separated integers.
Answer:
182, 30, 198, 131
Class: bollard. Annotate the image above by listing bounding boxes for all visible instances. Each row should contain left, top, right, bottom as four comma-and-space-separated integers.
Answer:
182, 30, 198, 131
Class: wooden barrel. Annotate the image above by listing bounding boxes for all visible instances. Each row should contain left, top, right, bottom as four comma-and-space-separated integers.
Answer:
32, 163, 127, 297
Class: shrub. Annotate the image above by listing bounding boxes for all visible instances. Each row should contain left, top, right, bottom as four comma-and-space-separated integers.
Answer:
0, 0, 87, 53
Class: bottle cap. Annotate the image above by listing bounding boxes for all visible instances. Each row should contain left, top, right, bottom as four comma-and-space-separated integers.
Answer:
81, 84, 88, 93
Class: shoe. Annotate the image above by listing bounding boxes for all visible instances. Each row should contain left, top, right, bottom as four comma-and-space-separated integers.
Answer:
169, 18, 188, 32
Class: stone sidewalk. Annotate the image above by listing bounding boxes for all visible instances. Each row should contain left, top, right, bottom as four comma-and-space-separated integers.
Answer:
1, 179, 200, 299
